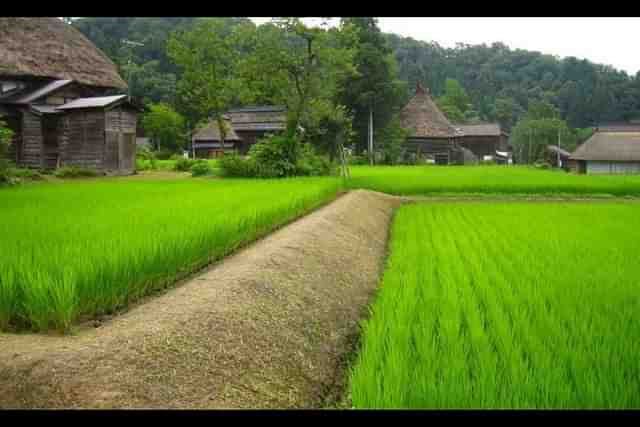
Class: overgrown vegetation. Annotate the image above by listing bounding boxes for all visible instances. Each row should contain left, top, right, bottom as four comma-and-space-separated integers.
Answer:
351, 202, 640, 408
0, 117, 14, 184
54, 166, 99, 179
219, 134, 333, 178
0, 177, 341, 332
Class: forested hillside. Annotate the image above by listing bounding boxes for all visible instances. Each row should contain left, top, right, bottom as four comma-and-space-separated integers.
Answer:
72, 17, 640, 132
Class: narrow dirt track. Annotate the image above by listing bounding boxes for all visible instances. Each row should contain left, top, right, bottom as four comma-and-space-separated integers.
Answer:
0, 190, 401, 409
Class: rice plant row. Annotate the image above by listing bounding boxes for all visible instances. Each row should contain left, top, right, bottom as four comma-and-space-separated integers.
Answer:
348, 165, 640, 196
350, 202, 640, 408
0, 176, 342, 332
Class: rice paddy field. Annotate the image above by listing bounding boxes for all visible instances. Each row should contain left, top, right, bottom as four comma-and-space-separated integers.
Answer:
348, 165, 640, 196
350, 201, 640, 408
0, 176, 341, 332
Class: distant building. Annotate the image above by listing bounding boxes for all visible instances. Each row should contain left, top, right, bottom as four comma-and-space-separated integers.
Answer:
570, 123, 640, 174
399, 83, 513, 165
454, 123, 511, 161
0, 18, 140, 175
399, 82, 465, 164
192, 106, 286, 158
191, 117, 241, 158
545, 145, 573, 170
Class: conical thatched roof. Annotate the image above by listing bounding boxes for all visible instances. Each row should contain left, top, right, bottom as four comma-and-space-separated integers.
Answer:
192, 118, 241, 142
400, 82, 456, 138
0, 18, 126, 89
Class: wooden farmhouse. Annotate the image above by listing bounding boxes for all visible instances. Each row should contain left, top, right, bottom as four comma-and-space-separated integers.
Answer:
0, 17, 140, 174
192, 106, 286, 158
454, 123, 511, 161
569, 123, 640, 174
399, 82, 516, 164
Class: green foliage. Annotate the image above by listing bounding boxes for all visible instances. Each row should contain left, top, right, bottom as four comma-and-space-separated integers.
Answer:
377, 114, 410, 165
0, 117, 14, 183
436, 78, 479, 123
0, 177, 341, 332
136, 145, 158, 170
154, 148, 175, 160
190, 160, 213, 177
54, 167, 98, 179
351, 202, 640, 408
219, 134, 333, 178
218, 153, 258, 178
338, 18, 406, 153
167, 18, 240, 136
173, 157, 196, 172
142, 103, 186, 152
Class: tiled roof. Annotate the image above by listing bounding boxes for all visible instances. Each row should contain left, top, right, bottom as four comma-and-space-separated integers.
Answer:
455, 123, 504, 137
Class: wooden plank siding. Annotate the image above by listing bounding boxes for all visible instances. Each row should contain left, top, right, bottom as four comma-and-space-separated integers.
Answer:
20, 109, 43, 168
59, 110, 105, 170
105, 107, 137, 174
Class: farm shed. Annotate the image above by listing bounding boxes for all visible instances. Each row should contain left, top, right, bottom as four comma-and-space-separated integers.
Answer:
192, 106, 287, 158
226, 105, 287, 154
399, 83, 471, 165
0, 17, 137, 174
454, 123, 511, 161
191, 117, 241, 158
545, 145, 573, 170
570, 125, 640, 174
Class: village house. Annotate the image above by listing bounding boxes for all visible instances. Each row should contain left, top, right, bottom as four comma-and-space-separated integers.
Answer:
545, 145, 573, 170
454, 123, 511, 161
400, 83, 517, 165
569, 123, 640, 174
192, 105, 286, 158
0, 17, 140, 174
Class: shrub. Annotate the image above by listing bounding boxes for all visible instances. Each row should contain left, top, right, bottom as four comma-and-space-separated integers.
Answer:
154, 149, 175, 160
54, 167, 98, 178
248, 134, 299, 178
295, 143, 334, 176
219, 153, 257, 177
10, 168, 43, 180
191, 160, 212, 177
534, 161, 551, 170
348, 154, 369, 165
136, 146, 157, 170
173, 157, 196, 172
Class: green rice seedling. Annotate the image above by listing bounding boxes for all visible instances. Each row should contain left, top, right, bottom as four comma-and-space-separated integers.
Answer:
351, 201, 640, 408
0, 175, 341, 332
347, 165, 640, 196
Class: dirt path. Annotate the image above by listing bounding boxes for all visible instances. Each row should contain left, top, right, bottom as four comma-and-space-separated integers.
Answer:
0, 190, 401, 409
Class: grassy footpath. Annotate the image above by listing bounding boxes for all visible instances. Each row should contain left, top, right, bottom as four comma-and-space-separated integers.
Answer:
348, 165, 640, 196
350, 202, 640, 408
0, 176, 341, 332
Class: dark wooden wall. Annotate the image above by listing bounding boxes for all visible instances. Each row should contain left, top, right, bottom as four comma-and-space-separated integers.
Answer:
105, 107, 137, 174
20, 110, 43, 168
59, 110, 105, 170
456, 135, 502, 159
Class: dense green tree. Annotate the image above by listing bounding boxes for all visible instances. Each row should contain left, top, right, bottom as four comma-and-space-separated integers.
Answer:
436, 78, 479, 123
167, 18, 241, 143
338, 18, 406, 153
141, 103, 186, 152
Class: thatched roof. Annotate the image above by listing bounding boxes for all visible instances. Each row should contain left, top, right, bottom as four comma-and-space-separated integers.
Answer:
400, 82, 456, 138
455, 123, 506, 137
570, 131, 640, 161
0, 18, 126, 89
226, 105, 287, 132
192, 118, 240, 142
547, 145, 572, 158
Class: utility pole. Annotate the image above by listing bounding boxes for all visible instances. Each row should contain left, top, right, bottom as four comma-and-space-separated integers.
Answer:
369, 106, 374, 166
557, 125, 562, 168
